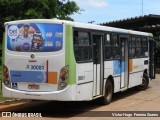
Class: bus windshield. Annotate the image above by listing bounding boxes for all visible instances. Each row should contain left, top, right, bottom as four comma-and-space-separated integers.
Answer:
7, 23, 63, 52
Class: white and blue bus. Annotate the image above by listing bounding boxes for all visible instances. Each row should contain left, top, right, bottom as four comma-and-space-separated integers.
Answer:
2, 19, 155, 104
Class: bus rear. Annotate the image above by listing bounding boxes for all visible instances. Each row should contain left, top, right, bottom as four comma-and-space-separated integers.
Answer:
2, 19, 76, 101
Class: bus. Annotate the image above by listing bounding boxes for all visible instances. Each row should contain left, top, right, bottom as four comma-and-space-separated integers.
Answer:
2, 19, 155, 104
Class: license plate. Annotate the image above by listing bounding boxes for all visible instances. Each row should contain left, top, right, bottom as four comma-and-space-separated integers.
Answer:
28, 84, 39, 89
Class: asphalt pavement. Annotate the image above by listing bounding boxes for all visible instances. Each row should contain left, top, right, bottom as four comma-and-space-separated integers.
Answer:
1, 74, 160, 120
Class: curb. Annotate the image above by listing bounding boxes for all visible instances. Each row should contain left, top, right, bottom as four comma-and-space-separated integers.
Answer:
0, 99, 22, 105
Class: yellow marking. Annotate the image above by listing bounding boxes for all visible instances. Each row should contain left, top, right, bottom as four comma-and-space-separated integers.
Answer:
48, 72, 58, 84
129, 59, 133, 72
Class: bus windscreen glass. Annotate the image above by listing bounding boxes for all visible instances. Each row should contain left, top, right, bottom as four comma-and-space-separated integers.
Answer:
7, 23, 63, 52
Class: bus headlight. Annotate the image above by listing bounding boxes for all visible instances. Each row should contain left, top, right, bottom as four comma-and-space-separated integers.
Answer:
58, 66, 68, 90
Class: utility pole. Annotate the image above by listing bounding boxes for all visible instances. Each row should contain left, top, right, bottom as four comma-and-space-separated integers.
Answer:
142, 0, 143, 16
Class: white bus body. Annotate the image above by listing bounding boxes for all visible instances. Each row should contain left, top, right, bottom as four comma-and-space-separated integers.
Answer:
2, 19, 155, 104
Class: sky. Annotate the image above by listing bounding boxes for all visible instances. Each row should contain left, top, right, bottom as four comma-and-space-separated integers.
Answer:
70, 0, 160, 24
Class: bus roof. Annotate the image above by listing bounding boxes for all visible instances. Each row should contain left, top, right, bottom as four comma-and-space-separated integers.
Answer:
5, 19, 153, 37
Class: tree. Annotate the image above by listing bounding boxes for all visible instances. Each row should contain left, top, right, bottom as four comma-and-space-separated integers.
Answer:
0, 0, 80, 44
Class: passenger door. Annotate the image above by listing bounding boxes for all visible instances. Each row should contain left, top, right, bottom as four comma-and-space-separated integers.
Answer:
92, 34, 104, 96
149, 39, 155, 79
120, 36, 129, 89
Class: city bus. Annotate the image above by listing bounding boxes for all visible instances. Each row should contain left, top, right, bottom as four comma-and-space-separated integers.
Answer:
2, 19, 155, 104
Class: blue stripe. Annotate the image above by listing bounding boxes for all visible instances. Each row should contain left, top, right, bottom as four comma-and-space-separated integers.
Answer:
113, 60, 125, 75
10, 70, 46, 83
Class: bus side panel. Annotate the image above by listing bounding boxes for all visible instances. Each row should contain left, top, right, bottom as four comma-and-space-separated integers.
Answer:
76, 63, 93, 101
104, 61, 121, 93
76, 83, 93, 101
57, 85, 77, 101
129, 72, 143, 88
65, 25, 76, 85
104, 61, 113, 82
128, 58, 148, 88
64, 25, 77, 100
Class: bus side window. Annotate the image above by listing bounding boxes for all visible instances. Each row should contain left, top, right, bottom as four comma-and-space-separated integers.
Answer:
129, 37, 136, 58
113, 47, 120, 59
129, 37, 132, 58
136, 37, 141, 58
74, 31, 79, 45
104, 34, 112, 60
141, 37, 148, 57
112, 34, 120, 59
73, 30, 92, 62
83, 47, 92, 61
74, 47, 81, 61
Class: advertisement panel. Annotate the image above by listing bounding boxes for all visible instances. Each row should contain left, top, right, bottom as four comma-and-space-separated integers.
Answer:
7, 23, 63, 52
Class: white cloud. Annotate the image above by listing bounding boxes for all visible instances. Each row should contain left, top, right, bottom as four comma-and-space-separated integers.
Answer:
72, 0, 108, 8
86, 0, 108, 8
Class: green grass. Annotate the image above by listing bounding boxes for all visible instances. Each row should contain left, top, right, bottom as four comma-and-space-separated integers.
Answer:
0, 65, 2, 95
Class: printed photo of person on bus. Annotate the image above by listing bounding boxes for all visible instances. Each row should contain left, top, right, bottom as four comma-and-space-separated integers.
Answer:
15, 24, 44, 51
15, 24, 32, 51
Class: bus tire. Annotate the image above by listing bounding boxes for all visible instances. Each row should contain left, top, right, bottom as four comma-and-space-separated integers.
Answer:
100, 79, 113, 105
137, 73, 149, 91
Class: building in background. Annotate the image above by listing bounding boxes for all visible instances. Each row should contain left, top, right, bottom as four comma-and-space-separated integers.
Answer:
101, 14, 160, 69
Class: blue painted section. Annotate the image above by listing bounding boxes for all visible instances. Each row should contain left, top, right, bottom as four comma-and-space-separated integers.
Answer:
10, 70, 46, 83
113, 60, 120, 75
7, 23, 63, 52
113, 60, 125, 75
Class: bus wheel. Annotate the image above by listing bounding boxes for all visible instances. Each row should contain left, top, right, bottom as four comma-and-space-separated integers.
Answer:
137, 73, 149, 91
100, 79, 113, 105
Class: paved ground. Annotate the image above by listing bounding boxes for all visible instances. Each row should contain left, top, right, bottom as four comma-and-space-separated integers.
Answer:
1, 74, 160, 120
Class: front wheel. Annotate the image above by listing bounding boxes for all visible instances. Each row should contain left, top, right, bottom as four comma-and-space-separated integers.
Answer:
100, 79, 113, 105
137, 73, 149, 91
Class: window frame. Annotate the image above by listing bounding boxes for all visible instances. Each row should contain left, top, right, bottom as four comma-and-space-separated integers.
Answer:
73, 29, 93, 63
135, 37, 142, 58
104, 33, 113, 61
141, 37, 149, 58
129, 35, 149, 59
112, 33, 120, 60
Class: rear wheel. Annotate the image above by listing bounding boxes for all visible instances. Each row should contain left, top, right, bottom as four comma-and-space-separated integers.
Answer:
100, 79, 113, 105
137, 73, 149, 90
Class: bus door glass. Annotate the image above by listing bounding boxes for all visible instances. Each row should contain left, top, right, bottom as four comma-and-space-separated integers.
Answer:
149, 39, 155, 79
92, 34, 104, 96
120, 36, 129, 89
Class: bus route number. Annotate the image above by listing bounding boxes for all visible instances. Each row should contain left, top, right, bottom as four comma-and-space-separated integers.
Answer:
26, 64, 44, 70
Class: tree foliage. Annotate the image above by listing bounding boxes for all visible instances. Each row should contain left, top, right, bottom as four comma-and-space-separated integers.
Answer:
0, 0, 80, 21
0, 0, 80, 43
